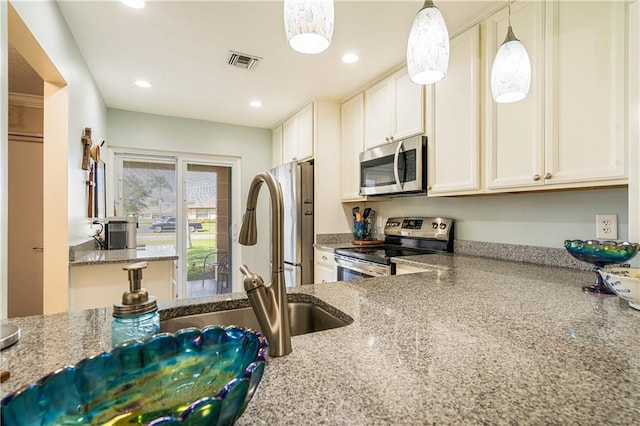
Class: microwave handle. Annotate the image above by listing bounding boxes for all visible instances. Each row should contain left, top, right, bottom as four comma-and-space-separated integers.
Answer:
393, 139, 404, 189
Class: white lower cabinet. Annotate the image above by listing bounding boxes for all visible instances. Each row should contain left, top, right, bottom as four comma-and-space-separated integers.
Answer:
69, 260, 176, 311
314, 248, 336, 283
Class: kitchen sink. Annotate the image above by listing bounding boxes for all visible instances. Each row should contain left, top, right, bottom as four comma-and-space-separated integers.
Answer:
160, 296, 353, 336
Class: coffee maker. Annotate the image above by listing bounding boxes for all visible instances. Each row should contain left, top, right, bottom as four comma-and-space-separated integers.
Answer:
97, 215, 138, 249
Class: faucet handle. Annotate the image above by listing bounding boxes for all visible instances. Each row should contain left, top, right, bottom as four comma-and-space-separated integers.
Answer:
239, 264, 265, 291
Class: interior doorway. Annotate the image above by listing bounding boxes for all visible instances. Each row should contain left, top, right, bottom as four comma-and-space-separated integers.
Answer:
7, 46, 44, 318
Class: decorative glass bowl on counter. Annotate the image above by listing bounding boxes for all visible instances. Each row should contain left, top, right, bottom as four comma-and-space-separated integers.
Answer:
1, 326, 269, 426
598, 267, 640, 310
564, 239, 640, 294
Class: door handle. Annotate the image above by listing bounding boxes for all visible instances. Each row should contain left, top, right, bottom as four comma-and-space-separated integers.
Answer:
32, 247, 44, 252
393, 139, 405, 190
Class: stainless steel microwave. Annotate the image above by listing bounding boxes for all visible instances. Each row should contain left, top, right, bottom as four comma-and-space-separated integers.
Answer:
359, 135, 427, 196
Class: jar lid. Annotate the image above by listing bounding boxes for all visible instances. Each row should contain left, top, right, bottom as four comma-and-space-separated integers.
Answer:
113, 296, 158, 318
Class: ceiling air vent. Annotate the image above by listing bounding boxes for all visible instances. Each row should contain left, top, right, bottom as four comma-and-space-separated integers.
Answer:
227, 51, 261, 70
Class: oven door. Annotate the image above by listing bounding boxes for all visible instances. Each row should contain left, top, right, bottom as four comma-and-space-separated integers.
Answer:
335, 254, 392, 281
359, 135, 425, 196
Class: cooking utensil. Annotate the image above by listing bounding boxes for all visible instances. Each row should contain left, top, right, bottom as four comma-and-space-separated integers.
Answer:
352, 207, 360, 221
363, 207, 371, 220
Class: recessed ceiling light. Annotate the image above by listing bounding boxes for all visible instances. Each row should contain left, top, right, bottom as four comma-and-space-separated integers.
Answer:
134, 80, 152, 88
121, 0, 145, 8
250, 100, 263, 108
342, 53, 359, 64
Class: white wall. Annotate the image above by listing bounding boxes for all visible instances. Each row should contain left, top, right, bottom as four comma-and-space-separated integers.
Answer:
107, 108, 273, 282
356, 188, 628, 248
9, 1, 107, 244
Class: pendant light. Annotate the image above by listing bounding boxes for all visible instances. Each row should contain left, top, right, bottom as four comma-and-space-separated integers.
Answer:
406, 0, 450, 85
284, 0, 334, 54
490, 0, 531, 103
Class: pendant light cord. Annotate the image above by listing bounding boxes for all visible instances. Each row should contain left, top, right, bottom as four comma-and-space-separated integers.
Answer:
508, 0, 512, 27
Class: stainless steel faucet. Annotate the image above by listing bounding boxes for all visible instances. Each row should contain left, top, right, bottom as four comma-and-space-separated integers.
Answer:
238, 171, 292, 357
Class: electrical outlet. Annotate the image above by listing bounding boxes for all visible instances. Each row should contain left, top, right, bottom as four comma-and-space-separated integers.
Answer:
596, 214, 618, 240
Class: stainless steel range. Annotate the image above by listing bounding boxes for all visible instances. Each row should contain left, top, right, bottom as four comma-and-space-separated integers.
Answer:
335, 217, 454, 281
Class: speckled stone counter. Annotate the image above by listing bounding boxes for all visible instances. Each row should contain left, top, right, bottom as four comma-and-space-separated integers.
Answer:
69, 245, 178, 266
2, 254, 639, 424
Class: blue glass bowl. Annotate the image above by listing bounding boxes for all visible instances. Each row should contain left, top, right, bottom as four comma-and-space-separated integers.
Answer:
1, 326, 268, 426
564, 239, 639, 293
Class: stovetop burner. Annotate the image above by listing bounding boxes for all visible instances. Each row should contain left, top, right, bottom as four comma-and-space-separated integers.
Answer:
335, 245, 441, 265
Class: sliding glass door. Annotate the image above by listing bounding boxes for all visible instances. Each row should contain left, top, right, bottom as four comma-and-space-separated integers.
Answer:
114, 152, 235, 299
184, 163, 232, 297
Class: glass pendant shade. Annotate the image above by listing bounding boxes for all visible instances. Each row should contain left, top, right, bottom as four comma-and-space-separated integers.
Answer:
284, 0, 334, 54
491, 26, 531, 103
406, 0, 450, 85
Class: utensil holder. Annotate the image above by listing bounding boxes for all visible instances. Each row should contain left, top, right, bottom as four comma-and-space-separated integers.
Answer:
353, 218, 373, 241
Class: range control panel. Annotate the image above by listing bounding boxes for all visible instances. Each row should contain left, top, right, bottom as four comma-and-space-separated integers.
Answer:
384, 217, 454, 241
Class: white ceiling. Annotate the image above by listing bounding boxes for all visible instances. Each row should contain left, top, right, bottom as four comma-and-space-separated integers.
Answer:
56, 0, 503, 129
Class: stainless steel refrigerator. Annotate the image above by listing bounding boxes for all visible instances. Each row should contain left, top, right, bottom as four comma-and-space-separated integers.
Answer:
270, 161, 314, 287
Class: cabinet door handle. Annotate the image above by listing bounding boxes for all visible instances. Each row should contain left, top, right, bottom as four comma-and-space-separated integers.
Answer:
533, 174, 541, 181
544, 172, 552, 180
321, 255, 327, 260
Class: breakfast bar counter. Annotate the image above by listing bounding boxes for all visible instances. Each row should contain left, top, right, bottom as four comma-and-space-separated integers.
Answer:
2, 254, 639, 424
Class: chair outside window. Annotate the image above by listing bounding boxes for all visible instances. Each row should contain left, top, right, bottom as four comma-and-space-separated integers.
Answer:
202, 251, 230, 294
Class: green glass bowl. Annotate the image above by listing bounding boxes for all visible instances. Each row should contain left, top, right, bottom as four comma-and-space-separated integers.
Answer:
1, 326, 268, 425
564, 240, 639, 266
564, 240, 639, 293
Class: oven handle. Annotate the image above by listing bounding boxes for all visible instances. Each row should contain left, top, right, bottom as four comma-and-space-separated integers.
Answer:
393, 139, 404, 190
335, 255, 391, 277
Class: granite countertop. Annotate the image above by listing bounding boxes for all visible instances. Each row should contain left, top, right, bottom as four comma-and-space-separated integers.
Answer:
314, 242, 359, 251
3, 254, 639, 424
69, 245, 178, 266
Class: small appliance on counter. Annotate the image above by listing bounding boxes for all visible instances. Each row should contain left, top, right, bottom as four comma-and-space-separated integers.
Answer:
111, 262, 160, 347
335, 217, 454, 280
94, 215, 138, 250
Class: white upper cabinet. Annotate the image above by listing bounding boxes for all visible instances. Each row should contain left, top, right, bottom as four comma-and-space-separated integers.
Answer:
296, 103, 314, 160
272, 124, 283, 168
393, 70, 424, 141
427, 24, 481, 196
341, 93, 364, 201
364, 78, 393, 149
283, 102, 314, 163
543, 0, 627, 186
364, 68, 424, 150
485, 0, 545, 190
485, 0, 627, 192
